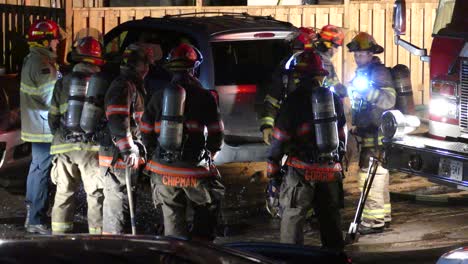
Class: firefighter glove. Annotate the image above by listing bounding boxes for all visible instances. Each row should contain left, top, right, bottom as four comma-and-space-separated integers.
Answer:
262, 127, 274, 145
122, 144, 140, 169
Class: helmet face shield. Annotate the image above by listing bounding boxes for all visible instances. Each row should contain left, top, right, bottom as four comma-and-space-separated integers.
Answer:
72, 36, 105, 66
347, 32, 384, 54
165, 43, 203, 72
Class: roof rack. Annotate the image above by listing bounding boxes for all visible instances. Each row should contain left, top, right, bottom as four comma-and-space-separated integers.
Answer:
161, 11, 274, 20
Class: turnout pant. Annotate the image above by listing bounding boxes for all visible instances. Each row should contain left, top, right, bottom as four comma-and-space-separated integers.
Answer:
102, 166, 138, 234
279, 166, 344, 250
51, 151, 103, 234
151, 175, 225, 241
358, 147, 391, 228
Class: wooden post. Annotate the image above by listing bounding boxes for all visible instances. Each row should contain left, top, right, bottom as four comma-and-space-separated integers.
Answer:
196, 0, 202, 8
63, 0, 72, 64
343, 0, 350, 85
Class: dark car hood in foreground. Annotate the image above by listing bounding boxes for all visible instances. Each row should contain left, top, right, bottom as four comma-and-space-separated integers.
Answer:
0, 235, 276, 264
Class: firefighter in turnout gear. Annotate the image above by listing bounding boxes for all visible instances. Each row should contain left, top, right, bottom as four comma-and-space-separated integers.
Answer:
142, 43, 225, 241
48, 36, 105, 234
260, 27, 317, 145
267, 49, 347, 250
315, 25, 347, 99
20, 19, 64, 234
347, 32, 396, 235
100, 43, 153, 234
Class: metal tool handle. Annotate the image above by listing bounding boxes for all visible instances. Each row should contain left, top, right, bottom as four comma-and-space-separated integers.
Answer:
125, 166, 137, 235
346, 156, 380, 243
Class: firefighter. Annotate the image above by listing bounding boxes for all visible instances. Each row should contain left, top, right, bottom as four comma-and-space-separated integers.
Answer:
315, 24, 347, 99
267, 49, 346, 250
20, 19, 64, 234
347, 32, 396, 235
48, 36, 106, 234
142, 43, 224, 241
99, 43, 153, 234
260, 27, 317, 145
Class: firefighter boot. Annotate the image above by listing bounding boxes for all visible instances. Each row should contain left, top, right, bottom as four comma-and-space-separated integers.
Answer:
358, 225, 384, 235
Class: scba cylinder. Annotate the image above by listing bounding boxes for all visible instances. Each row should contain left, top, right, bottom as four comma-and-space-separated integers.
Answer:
312, 87, 339, 157
80, 73, 110, 134
65, 72, 90, 132
159, 84, 186, 154
392, 64, 415, 114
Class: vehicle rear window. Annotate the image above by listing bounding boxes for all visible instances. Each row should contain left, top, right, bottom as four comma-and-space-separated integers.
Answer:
211, 39, 290, 86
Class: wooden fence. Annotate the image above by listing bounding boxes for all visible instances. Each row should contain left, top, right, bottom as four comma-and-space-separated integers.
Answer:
0, 4, 65, 73
0, 0, 439, 105
71, 0, 438, 104
0, 0, 64, 7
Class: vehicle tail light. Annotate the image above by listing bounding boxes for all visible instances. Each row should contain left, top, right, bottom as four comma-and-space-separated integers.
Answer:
429, 80, 458, 122
217, 85, 256, 95
254, 32, 275, 38
431, 80, 457, 97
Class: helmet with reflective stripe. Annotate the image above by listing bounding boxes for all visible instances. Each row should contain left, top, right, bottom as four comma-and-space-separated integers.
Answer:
165, 43, 203, 71
286, 49, 329, 77
347, 32, 384, 54
319, 24, 345, 47
72, 36, 105, 66
27, 19, 61, 42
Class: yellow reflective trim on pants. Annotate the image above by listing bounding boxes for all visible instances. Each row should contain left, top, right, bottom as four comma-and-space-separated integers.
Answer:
384, 203, 391, 213
50, 143, 99, 154
89, 226, 102, 234
21, 132, 53, 142
362, 136, 384, 147
52, 222, 73, 232
362, 209, 385, 219
264, 95, 280, 108
260, 117, 275, 127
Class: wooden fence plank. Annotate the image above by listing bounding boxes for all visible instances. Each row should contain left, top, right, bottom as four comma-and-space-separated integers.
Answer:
275, 7, 288, 23
103, 8, 117, 33
301, 6, 314, 28
384, 1, 393, 66
288, 7, 302, 27
119, 8, 135, 23
1, 10, 4, 66
423, 2, 436, 104
329, 7, 344, 83
72, 5, 85, 36
135, 9, 150, 20
315, 7, 329, 29
63, 2, 439, 105
372, 3, 385, 63
150, 9, 165, 18
5, 10, 10, 71
88, 9, 102, 32
410, 2, 424, 104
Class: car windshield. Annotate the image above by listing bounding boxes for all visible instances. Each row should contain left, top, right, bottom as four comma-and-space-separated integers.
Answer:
211, 39, 290, 86
433, 0, 468, 38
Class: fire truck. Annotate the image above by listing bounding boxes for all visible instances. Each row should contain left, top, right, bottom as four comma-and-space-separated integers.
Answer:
382, 0, 468, 189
